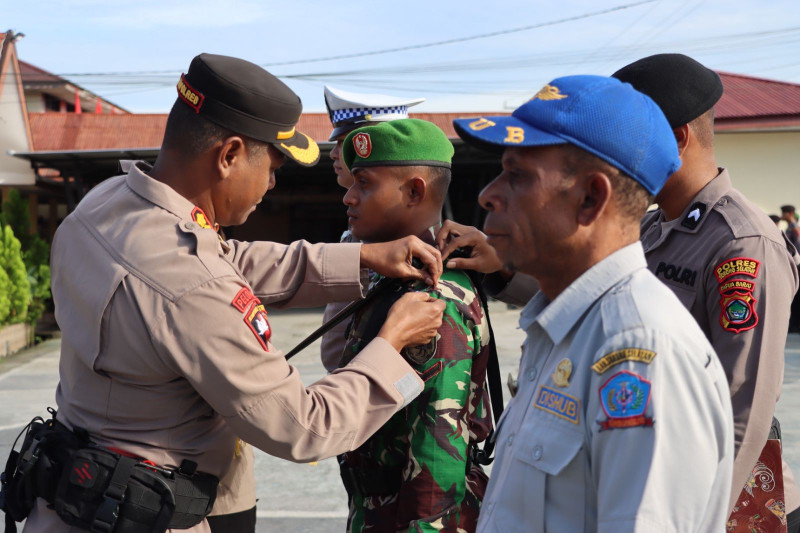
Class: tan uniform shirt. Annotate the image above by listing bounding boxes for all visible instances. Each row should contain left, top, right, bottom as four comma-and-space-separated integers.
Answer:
24, 161, 424, 533
320, 230, 358, 373
640, 169, 800, 512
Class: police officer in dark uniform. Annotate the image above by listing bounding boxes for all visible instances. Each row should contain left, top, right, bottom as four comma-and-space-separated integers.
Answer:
614, 53, 800, 532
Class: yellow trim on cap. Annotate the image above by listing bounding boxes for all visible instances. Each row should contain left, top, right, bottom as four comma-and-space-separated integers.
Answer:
276, 127, 296, 140
280, 132, 320, 165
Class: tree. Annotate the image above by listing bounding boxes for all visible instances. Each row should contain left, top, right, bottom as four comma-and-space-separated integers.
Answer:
0, 225, 31, 324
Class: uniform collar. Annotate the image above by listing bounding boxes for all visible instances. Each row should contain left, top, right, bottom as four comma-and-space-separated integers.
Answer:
123, 160, 198, 220
519, 242, 647, 344
671, 168, 731, 234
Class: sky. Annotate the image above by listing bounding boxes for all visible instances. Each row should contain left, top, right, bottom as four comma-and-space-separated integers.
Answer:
6, 0, 800, 114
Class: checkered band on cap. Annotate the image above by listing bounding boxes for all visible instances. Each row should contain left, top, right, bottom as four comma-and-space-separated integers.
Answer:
332, 106, 408, 124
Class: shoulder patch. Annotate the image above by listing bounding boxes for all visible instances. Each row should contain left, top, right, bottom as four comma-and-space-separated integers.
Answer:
592, 348, 656, 374
231, 287, 258, 312
534, 385, 580, 424
681, 201, 707, 230
714, 257, 760, 282
719, 290, 758, 333
402, 337, 438, 366
244, 302, 272, 351
598, 371, 653, 430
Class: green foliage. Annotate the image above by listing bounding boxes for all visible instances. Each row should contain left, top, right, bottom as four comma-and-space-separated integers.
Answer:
0, 189, 52, 330
0, 225, 30, 324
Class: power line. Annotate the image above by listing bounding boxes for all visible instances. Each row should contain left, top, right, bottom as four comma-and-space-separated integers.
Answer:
49, 0, 657, 78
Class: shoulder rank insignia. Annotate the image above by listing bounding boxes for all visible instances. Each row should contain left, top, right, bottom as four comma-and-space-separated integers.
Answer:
191, 206, 213, 230
402, 337, 438, 366
552, 358, 572, 387
534, 385, 579, 424
592, 348, 656, 374
681, 201, 707, 230
598, 371, 653, 430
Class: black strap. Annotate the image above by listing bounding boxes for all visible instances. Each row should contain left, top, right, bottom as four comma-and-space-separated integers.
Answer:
339, 464, 402, 497
91, 456, 137, 533
467, 270, 504, 466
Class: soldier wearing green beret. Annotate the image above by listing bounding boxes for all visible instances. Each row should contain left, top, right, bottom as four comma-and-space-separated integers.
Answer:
337, 119, 493, 532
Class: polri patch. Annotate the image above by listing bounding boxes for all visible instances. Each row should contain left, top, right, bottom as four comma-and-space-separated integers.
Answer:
244, 302, 272, 351
592, 348, 656, 374
231, 287, 258, 312
598, 371, 653, 430
681, 201, 707, 230
714, 257, 760, 283
534, 385, 579, 424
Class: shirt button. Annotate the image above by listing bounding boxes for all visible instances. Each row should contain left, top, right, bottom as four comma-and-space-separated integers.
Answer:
184, 221, 196, 230
527, 367, 538, 381
507, 433, 515, 445
533, 445, 543, 460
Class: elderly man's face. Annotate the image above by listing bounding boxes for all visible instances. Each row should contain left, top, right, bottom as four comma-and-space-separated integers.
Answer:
478, 146, 576, 276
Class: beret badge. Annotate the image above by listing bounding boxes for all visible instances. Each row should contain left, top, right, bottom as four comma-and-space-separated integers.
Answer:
353, 132, 372, 158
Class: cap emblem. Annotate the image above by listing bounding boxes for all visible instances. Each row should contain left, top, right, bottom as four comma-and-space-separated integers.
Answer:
353, 132, 372, 158
177, 74, 205, 113
531, 84, 568, 101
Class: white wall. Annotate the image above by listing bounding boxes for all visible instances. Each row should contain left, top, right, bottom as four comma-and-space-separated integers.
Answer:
0, 57, 35, 186
715, 130, 800, 216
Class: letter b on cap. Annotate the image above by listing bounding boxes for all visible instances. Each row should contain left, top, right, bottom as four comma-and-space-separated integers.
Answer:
504, 127, 525, 144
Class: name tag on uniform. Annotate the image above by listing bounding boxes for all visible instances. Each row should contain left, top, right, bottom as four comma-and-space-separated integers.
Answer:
534, 385, 580, 424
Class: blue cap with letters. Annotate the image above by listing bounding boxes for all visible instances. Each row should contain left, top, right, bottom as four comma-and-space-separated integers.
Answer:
453, 75, 681, 195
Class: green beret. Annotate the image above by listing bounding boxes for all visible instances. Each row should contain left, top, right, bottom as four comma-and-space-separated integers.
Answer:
343, 118, 454, 170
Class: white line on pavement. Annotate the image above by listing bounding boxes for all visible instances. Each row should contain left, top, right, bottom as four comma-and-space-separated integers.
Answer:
256, 511, 348, 519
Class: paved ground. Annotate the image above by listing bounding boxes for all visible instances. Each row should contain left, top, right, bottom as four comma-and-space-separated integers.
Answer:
1, 304, 799, 532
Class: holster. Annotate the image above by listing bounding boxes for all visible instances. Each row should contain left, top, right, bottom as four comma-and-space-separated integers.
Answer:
1, 411, 218, 533
339, 461, 402, 498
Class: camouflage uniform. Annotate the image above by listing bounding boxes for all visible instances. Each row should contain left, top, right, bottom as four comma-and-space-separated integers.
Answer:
337, 231, 492, 532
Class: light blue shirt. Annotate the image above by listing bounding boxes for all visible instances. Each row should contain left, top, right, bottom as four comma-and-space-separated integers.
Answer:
478, 242, 733, 533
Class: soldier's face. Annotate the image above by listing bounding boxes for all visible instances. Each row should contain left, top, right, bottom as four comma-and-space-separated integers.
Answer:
330, 136, 354, 189
343, 167, 408, 243
479, 146, 575, 276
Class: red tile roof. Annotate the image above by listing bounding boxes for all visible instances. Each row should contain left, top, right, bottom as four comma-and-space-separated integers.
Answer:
26, 71, 800, 152
27, 111, 504, 151
715, 72, 800, 130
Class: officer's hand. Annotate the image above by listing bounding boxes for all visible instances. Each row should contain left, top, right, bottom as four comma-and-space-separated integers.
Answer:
435, 220, 504, 274
360, 237, 443, 286
378, 292, 446, 352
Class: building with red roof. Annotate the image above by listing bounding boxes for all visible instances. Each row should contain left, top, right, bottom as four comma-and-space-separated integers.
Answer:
2, 40, 800, 243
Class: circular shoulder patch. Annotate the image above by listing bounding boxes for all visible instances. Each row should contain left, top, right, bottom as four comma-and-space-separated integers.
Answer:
353, 132, 372, 158
402, 337, 437, 366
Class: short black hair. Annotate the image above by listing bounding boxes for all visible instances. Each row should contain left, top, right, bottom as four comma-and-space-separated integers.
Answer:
561, 145, 653, 223
781, 205, 796, 214
689, 108, 715, 149
426, 166, 452, 206
162, 99, 270, 159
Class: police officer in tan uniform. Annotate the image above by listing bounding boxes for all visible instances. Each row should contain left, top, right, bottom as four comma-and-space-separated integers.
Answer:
613, 54, 800, 532
23, 53, 446, 533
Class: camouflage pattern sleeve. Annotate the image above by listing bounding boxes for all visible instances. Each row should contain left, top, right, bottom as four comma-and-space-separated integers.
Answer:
396, 270, 492, 531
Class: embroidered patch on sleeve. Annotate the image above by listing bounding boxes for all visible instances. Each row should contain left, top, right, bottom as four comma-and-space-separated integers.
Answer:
534, 385, 580, 424
591, 348, 656, 374
244, 302, 272, 351
719, 288, 759, 333
231, 287, 258, 312
597, 371, 653, 430
714, 257, 760, 283
402, 337, 438, 366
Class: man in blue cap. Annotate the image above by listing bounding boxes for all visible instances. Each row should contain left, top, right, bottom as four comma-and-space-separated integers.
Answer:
450, 75, 734, 531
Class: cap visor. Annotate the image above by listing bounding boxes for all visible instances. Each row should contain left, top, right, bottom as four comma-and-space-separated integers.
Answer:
274, 131, 320, 167
453, 116, 566, 152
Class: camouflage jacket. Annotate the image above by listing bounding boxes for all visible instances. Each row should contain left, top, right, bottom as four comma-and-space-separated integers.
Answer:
338, 231, 493, 532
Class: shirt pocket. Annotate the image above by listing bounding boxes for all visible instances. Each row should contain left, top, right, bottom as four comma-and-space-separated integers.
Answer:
492, 423, 584, 533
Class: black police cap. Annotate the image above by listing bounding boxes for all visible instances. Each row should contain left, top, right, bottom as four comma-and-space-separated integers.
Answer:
178, 54, 320, 166
612, 53, 723, 129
